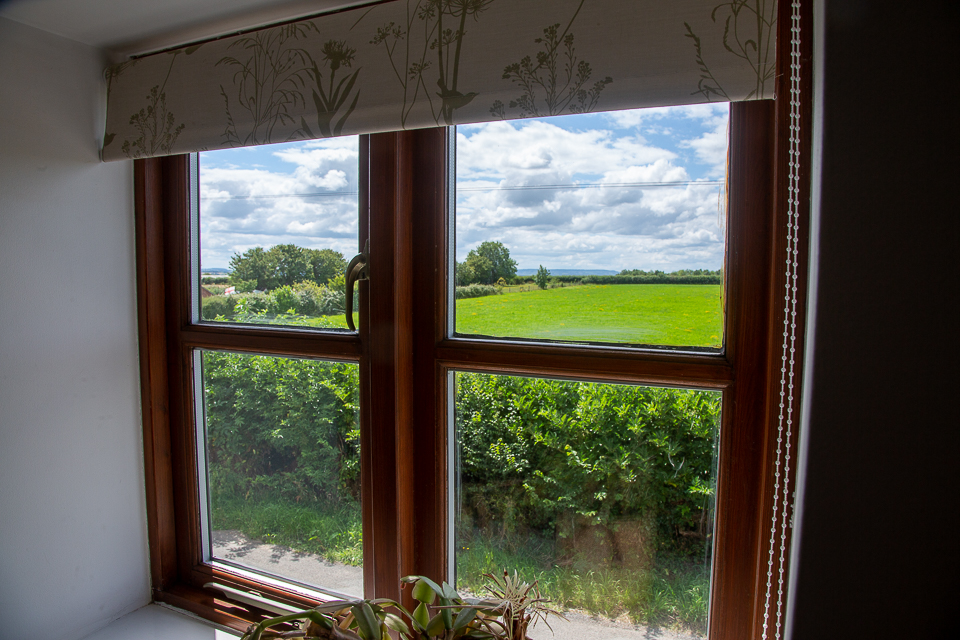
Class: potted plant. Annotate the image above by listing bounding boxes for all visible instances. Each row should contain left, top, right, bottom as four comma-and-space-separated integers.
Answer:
240, 570, 563, 640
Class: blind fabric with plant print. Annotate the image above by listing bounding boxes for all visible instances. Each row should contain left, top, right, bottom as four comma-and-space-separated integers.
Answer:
101, 0, 776, 161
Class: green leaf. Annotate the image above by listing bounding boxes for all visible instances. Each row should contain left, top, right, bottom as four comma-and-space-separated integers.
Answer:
352, 602, 381, 640
413, 577, 438, 604
383, 612, 411, 636
314, 599, 357, 613
425, 612, 446, 636
413, 602, 430, 630
440, 581, 459, 600
438, 598, 453, 629
453, 606, 477, 629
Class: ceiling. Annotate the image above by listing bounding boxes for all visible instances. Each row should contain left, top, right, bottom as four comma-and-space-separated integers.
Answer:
0, 0, 369, 58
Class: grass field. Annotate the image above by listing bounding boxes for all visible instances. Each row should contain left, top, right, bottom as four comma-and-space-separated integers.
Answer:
456, 284, 723, 347
213, 284, 723, 348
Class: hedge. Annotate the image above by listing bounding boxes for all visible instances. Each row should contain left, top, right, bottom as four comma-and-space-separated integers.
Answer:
580, 274, 722, 285
454, 284, 499, 299
203, 356, 719, 557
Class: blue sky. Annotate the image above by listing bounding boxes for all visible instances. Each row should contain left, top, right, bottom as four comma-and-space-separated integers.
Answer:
199, 103, 728, 272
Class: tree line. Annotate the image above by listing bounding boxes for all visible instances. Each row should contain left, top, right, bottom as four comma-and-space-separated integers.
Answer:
222, 241, 721, 292
455, 241, 518, 286
228, 244, 347, 291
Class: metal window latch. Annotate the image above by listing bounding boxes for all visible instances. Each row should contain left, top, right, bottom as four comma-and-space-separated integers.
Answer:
344, 239, 369, 331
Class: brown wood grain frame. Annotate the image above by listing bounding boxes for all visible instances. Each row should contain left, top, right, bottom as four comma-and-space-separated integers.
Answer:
134, 2, 809, 634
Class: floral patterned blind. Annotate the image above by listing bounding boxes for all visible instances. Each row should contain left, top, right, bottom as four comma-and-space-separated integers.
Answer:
101, 0, 776, 161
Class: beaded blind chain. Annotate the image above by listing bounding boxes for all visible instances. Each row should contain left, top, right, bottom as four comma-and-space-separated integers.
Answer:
761, 1, 803, 639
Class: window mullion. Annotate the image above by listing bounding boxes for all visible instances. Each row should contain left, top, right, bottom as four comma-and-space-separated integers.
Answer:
361, 130, 412, 601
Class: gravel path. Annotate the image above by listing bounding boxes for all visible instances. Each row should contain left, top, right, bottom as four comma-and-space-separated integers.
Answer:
211, 530, 703, 640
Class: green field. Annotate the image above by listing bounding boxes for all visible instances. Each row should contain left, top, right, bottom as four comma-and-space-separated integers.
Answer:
211, 284, 723, 348
456, 284, 723, 347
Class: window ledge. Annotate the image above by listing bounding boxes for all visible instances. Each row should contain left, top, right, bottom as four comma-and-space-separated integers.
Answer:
81, 604, 240, 639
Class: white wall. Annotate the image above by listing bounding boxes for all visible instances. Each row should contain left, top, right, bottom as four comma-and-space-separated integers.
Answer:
0, 17, 150, 639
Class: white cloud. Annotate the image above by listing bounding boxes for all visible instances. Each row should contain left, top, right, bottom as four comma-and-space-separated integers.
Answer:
605, 103, 726, 128
197, 106, 729, 273
455, 113, 726, 272
457, 120, 673, 181
198, 138, 360, 268
679, 111, 729, 177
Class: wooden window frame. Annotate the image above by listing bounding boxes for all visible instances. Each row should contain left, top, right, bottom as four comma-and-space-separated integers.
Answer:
135, 5, 809, 636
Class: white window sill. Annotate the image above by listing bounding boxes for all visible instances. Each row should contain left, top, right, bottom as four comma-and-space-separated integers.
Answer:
81, 604, 240, 639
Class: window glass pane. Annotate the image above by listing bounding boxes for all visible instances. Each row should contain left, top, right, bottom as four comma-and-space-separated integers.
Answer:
454, 372, 719, 636
197, 137, 359, 330
454, 105, 728, 349
200, 350, 362, 597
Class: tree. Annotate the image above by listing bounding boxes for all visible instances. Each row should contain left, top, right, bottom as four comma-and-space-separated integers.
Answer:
230, 245, 347, 290
454, 260, 478, 286
535, 265, 550, 289
229, 247, 273, 290
463, 252, 494, 285
268, 244, 311, 287
306, 248, 347, 285
464, 241, 517, 284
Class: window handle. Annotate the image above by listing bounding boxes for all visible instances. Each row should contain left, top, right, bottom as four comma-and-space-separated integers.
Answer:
344, 239, 369, 331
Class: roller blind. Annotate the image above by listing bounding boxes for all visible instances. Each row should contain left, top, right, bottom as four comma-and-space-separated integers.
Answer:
102, 0, 776, 161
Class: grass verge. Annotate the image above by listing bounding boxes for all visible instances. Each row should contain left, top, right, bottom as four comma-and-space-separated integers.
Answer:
456, 530, 710, 634
211, 495, 363, 566
211, 494, 710, 635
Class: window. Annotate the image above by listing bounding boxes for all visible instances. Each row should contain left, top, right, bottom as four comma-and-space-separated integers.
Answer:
137, 99, 799, 639
134, 12, 808, 639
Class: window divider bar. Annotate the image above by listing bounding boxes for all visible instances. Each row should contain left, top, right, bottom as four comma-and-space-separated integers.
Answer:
362, 131, 405, 602
179, 324, 362, 359
434, 343, 734, 389
408, 127, 451, 592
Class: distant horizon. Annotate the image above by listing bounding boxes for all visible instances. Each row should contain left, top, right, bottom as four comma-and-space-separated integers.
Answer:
201, 265, 718, 276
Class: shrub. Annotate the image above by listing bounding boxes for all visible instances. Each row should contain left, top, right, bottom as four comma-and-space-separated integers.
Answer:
319, 273, 355, 315
201, 295, 235, 320
202, 357, 719, 557
233, 292, 271, 314
535, 265, 550, 289
225, 278, 257, 293
204, 353, 360, 505
454, 372, 720, 555
203, 284, 231, 295
291, 281, 327, 316
580, 274, 721, 285
455, 284, 499, 299
269, 285, 299, 315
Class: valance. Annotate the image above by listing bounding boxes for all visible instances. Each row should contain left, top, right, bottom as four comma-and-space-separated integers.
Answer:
102, 0, 776, 161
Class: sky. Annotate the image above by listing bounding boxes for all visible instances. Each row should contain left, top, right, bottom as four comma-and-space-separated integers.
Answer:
198, 103, 728, 272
